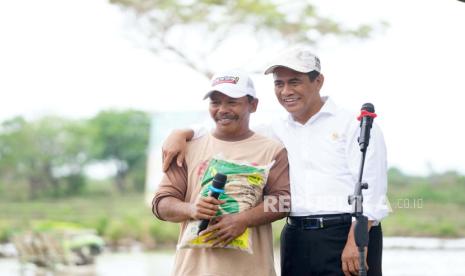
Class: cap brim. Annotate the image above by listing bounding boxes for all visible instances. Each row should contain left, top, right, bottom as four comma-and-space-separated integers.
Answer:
264, 65, 281, 75
264, 64, 316, 75
203, 87, 249, 100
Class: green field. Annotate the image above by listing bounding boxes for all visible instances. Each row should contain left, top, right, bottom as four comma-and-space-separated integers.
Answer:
0, 193, 179, 249
1, 170, 464, 249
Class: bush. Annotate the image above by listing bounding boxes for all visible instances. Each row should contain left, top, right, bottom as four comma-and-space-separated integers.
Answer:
149, 221, 179, 246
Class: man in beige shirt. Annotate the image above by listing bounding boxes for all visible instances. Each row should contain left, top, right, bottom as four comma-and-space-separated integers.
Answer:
152, 69, 290, 276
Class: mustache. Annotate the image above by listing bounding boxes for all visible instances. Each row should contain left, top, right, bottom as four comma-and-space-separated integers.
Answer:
215, 114, 239, 121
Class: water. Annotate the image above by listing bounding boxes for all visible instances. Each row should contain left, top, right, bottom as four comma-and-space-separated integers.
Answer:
383, 249, 465, 275
2, 238, 465, 276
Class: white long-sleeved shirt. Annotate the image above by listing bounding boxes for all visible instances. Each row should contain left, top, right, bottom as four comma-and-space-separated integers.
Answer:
269, 97, 389, 221
193, 97, 389, 221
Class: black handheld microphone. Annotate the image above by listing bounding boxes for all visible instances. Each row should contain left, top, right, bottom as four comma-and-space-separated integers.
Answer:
357, 103, 377, 152
197, 173, 227, 235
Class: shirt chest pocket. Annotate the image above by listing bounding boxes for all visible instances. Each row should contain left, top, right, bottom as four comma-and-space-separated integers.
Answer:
302, 133, 348, 172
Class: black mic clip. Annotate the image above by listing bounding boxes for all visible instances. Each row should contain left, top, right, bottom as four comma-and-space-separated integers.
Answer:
348, 182, 368, 215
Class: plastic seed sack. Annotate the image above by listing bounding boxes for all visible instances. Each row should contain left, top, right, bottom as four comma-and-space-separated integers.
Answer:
177, 157, 274, 254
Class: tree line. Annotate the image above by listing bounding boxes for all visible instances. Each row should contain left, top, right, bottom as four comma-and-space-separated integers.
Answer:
2, 108, 463, 201
0, 110, 150, 199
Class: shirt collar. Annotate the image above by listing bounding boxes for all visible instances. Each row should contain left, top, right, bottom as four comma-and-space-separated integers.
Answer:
286, 96, 338, 126
318, 96, 338, 116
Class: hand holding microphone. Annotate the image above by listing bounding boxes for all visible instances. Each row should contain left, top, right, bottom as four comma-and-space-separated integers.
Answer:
195, 173, 227, 235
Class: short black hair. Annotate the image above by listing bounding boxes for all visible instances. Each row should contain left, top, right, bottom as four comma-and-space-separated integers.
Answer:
247, 95, 255, 103
307, 70, 320, 82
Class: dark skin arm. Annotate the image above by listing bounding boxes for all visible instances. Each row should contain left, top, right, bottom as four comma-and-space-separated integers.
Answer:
157, 195, 225, 223
162, 129, 193, 172
200, 200, 287, 247
341, 220, 373, 276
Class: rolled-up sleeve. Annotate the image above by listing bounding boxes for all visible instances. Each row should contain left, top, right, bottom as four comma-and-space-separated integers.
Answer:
152, 161, 188, 220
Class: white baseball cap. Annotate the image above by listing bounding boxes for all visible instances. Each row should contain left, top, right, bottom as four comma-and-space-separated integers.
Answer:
203, 70, 256, 100
264, 46, 321, 74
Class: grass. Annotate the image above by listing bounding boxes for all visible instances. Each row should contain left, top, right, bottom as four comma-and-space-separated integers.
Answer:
382, 202, 465, 237
0, 194, 179, 248
1, 174, 465, 249
382, 174, 465, 237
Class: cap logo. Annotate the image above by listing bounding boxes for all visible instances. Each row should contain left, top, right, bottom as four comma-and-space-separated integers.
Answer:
212, 76, 239, 86
298, 50, 321, 71
314, 56, 321, 70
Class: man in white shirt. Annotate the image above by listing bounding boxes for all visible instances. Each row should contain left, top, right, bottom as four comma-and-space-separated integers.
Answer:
162, 47, 389, 276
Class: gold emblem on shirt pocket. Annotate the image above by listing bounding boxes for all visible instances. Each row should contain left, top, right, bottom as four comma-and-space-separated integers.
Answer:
330, 132, 346, 155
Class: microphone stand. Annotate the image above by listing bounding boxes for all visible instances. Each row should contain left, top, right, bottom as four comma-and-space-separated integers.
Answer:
348, 133, 370, 276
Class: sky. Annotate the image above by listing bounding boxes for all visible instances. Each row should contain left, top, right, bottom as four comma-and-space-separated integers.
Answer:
1, 0, 464, 175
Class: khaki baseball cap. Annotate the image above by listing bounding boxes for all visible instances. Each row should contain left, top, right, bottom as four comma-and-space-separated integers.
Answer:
264, 46, 321, 74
